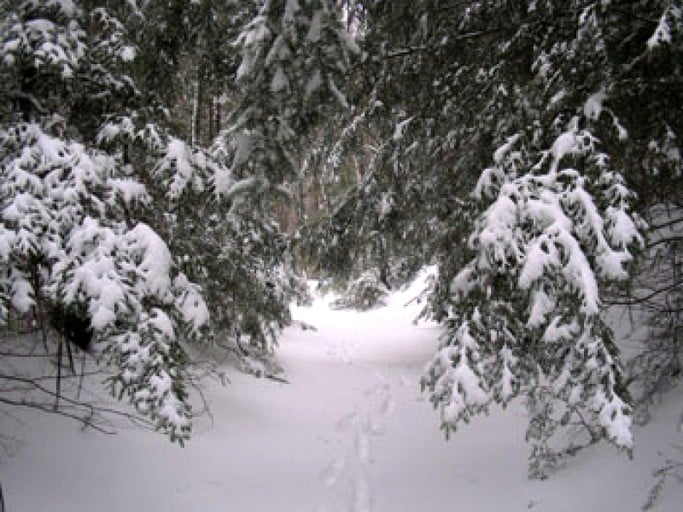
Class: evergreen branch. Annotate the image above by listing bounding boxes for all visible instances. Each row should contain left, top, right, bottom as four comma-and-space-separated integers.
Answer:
386, 29, 502, 59
605, 278, 683, 307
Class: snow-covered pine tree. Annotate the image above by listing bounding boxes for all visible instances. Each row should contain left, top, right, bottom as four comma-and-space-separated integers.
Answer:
422, 123, 643, 478
153, 134, 303, 374
226, 0, 359, 188
418, 0, 679, 477
301, 92, 433, 291
304, 0, 680, 475
0, 0, 214, 442
604, 1, 683, 425
85, 0, 295, 373
300, 0, 482, 292
203, 0, 359, 362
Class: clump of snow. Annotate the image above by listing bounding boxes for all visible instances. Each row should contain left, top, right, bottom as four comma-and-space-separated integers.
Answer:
392, 116, 414, 142
526, 289, 555, 328
283, 0, 300, 26
337, 27, 361, 56
306, 9, 323, 42
174, 273, 210, 333
434, 323, 490, 425
594, 389, 633, 449
124, 223, 172, 300
647, 5, 681, 50
493, 133, 520, 164
328, 78, 349, 109
107, 178, 148, 206
119, 45, 136, 62
271, 66, 289, 93
584, 89, 607, 120
235, 16, 271, 82
549, 130, 578, 174
147, 307, 175, 340
10, 271, 33, 313
154, 137, 208, 200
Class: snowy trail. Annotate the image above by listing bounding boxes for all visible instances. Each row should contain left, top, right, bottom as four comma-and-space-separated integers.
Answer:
284, 282, 439, 512
1, 273, 682, 511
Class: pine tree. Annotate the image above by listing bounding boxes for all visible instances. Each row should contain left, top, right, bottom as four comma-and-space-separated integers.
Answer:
422, 123, 643, 478
0, 0, 216, 442
202, 0, 359, 360
304, 0, 681, 475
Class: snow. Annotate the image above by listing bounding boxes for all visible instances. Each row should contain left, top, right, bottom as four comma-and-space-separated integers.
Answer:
307, 10, 323, 42
392, 117, 414, 143
476, 192, 518, 256
337, 28, 361, 56
118, 45, 136, 62
305, 69, 323, 98
122, 223, 173, 300
436, 323, 490, 424
526, 289, 555, 328
271, 65, 289, 93
518, 235, 559, 290
30, 0, 79, 17
283, 0, 300, 26
9, 272, 33, 313
555, 227, 600, 314
583, 89, 606, 121
493, 133, 520, 164
1, 271, 682, 511
549, 89, 566, 105
235, 16, 271, 82
549, 130, 578, 174
147, 307, 175, 340
542, 317, 578, 344
174, 273, 210, 333
328, 77, 349, 109
647, 7, 675, 50
107, 178, 148, 206
155, 137, 201, 200
0, 227, 14, 260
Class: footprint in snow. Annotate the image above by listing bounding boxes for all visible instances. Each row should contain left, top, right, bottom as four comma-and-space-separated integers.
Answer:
318, 374, 396, 512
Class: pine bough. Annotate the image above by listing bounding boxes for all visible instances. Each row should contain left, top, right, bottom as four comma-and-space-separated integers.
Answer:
422, 121, 643, 478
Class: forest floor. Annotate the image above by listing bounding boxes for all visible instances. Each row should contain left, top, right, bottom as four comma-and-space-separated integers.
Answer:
1, 270, 682, 511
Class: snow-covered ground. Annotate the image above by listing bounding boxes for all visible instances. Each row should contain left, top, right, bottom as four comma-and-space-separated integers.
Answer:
1, 271, 682, 511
